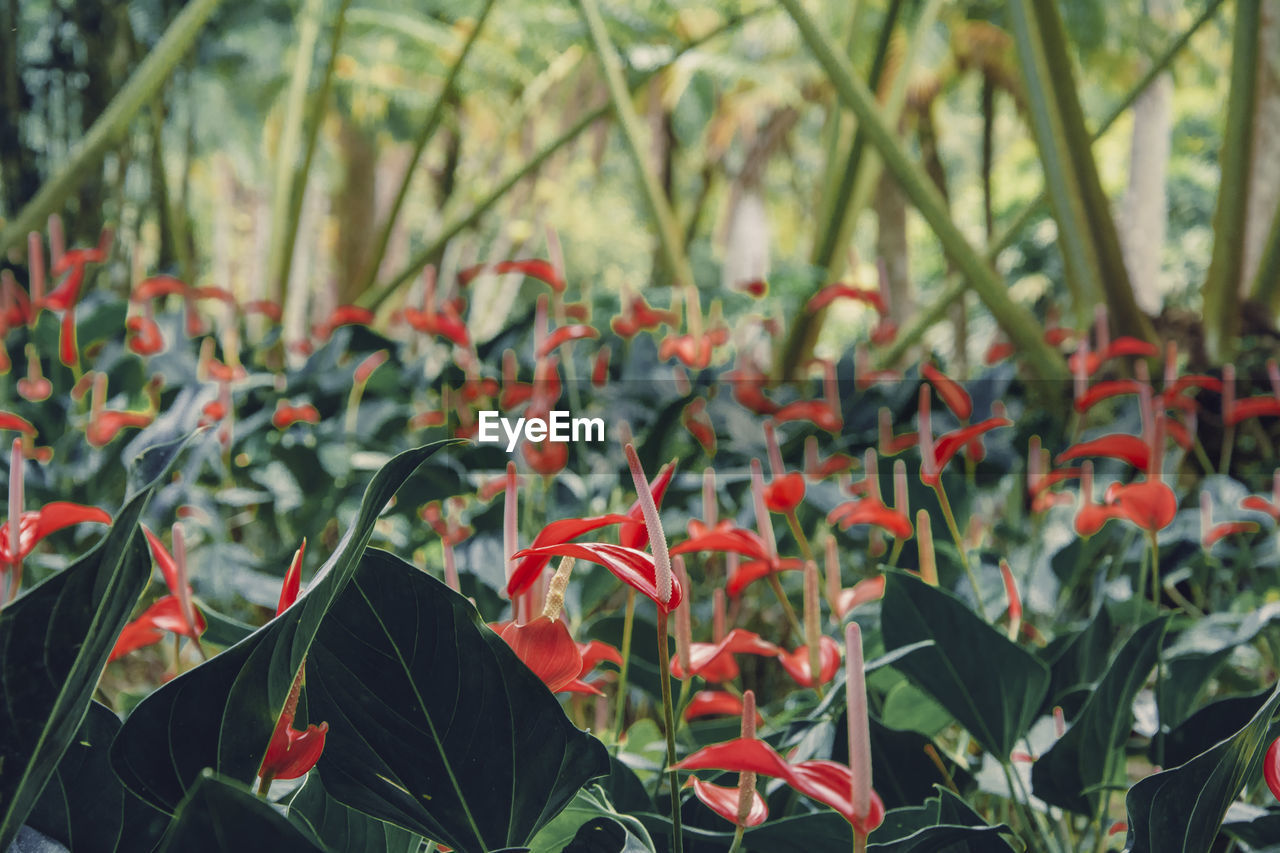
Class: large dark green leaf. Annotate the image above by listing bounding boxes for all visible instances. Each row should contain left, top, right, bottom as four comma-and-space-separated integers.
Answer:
1032, 615, 1169, 815
1125, 684, 1280, 852
0, 489, 152, 850
23, 702, 167, 853
869, 788, 1015, 852
1160, 687, 1275, 768
287, 773, 420, 853
112, 443, 450, 812
305, 549, 609, 853
527, 788, 656, 853
156, 774, 323, 853
880, 572, 1050, 756
1039, 605, 1114, 719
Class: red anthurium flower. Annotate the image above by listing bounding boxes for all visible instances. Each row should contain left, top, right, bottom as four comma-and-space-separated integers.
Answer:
141, 524, 203, 647
127, 312, 165, 356
672, 524, 797, 597
537, 325, 599, 358
16, 346, 51, 402
827, 498, 913, 540
1103, 480, 1178, 532
775, 360, 843, 433
922, 363, 972, 421
313, 304, 374, 340
459, 258, 564, 292
917, 386, 1009, 487
242, 299, 283, 323
762, 421, 805, 513
514, 542, 683, 613
507, 514, 631, 596
688, 777, 768, 828
669, 628, 781, 681
1, 501, 112, 565
277, 541, 306, 615
1227, 397, 1280, 427
985, 341, 1015, 365
878, 409, 918, 456
805, 436, 856, 480
523, 437, 569, 476
685, 690, 763, 723
674, 736, 884, 834
592, 346, 611, 387
1057, 434, 1151, 473
659, 333, 713, 369
1242, 472, 1280, 522
806, 283, 887, 314
776, 635, 841, 687
683, 398, 717, 455
1069, 335, 1159, 377
619, 460, 676, 550
1200, 492, 1259, 548
726, 357, 780, 415
1265, 738, 1280, 802
272, 401, 321, 429
1074, 380, 1144, 415
499, 616, 584, 693
403, 293, 469, 347
258, 668, 327, 784
738, 279, 768, 298
611, 293, 678, 338
835, 575, 887, 618
109, 595, 208, 661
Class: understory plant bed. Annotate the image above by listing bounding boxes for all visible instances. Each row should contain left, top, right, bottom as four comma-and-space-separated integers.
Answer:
2, 229, 1280, 853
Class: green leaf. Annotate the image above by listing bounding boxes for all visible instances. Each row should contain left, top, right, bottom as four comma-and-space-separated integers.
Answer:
1032, 615, 1169, 815
305, 549, 609, 853
157, 774, 324, 853
1039, 604, 1114, 718
0, 489, 152, 850
868, 788, 1015, 852
112, 442, 451, 812
1124, 683, 1280, 852
23, 702, 168, 853
880, 572, 1050, 757
287, 773, 421, 853
527, 788, 656, 853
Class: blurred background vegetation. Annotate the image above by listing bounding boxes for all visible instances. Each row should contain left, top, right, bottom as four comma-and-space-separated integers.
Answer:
0, 0, 1276, 375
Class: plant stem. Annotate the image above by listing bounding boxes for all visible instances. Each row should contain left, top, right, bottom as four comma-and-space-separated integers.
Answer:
255, 774, 272, 797
655, 609, 685, 853
767, 573, 804, 641
933, 483, 988, 620
785, 509, 814, 562
610, 590, 637, 749
1220, 424, 1235, 475
999, 759, 1053, 853
727, 825, 746, 853
1148, 531, 1161, 609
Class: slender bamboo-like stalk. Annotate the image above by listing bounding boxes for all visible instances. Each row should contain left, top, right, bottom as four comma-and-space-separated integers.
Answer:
357, 0, 496, 296
264, 0, 325, 302
777, 0, 1066, 383
872, 0, 1227, 368
575, 0, 695, 289
1203, 0, 1261, 361
0, 0, 226, 257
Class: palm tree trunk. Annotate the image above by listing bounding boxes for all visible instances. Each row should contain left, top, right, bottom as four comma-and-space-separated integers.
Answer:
1244, 0, 1280, 287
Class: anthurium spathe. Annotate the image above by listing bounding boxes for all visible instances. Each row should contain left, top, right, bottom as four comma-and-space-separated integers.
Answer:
108, 595, 208, 661
776, 635, 841, 687
686, 690, 768, 830
669, 628, 781, 681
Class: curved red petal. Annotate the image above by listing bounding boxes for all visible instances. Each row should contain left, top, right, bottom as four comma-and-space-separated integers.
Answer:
142, 525, 180, 593
500, 616, 584, 693
689, 777, 768, 827
1265, 738, 1280, 802
922, 363, 973, 421
1074, 380, 1144, 414
1056, 434, 1150, 472
537, 325, 600, 358
512, 542, 683, 612
673, 737, 794, 779
776, 636, 841, 687
507, 514, 631, 596
764, 473, 806, 514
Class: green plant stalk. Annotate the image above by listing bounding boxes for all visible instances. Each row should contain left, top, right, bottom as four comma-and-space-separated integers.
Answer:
610, 589, 637, 748
576, 0, 695, 289
1253, 197, 1280, 313
363, 11, 759, 311
777, 0, 1066, 384
655, 609, 684, 853
1148, 530, 1161, 609
874, 0, 1226, 369
932, 482, 988, 620
1220, 423, 1236, 475
785, 509, 814, 563
264, 0, 325, 302
998, 758, 1055, 853
767, 573, 804, 641
357, 0, 496, 296
1203, 0, 1260, 361
728, 825, 746, 853
0, 0, 225, 257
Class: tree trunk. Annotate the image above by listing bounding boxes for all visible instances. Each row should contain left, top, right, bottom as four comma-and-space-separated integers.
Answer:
1244, 0, 1280, 287
333, 115, 376, 306
1119, 0, 1174, 314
